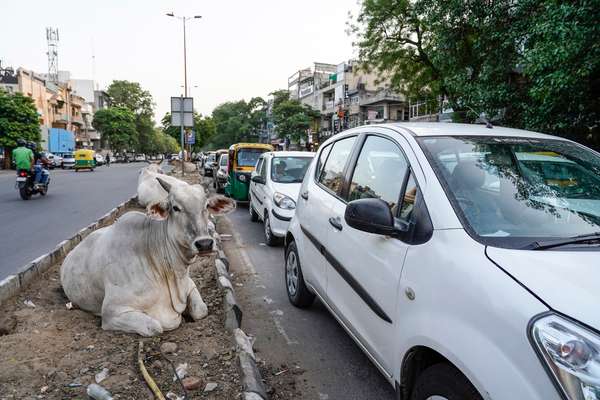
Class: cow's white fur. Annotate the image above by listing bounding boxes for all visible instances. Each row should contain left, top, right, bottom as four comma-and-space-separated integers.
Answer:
137, 166, 184, 208
60, 178, 236, 336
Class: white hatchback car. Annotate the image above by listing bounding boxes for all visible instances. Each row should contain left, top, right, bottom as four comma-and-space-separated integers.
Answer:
249, 151, 315, 245
285, 123, 600, 400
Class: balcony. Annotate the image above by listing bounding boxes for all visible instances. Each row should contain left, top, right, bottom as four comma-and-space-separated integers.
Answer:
72, 115, 84, 126
360, 90, 406, 106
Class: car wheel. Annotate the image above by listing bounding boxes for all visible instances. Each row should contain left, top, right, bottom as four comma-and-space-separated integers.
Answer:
410, 363, 482, 400
263, 214, 280, 246
285, 241, 315, 308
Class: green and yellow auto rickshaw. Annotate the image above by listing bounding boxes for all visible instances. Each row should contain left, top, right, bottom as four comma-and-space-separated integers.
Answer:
74, 149, 96, 171
225, 143, 273, 201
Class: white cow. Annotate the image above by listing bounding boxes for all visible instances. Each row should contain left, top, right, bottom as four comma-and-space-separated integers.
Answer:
60, 177, 235, 336
137, 166, 185, 209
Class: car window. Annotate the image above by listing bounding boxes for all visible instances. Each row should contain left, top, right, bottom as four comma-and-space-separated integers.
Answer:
347, 135, 408, 212
318, 137, 356, 195
315, 143, 332, 180
399, 172, 418, 221
255, 157, 264, 176
271, 156, 313, 183
259, 157, 267, 179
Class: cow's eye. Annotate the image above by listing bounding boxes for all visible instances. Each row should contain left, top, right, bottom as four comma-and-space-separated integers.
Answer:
173, 205, 181, 212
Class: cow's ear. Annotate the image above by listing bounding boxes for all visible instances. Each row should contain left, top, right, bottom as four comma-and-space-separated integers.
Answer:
207, 195, 236, 216
156, 177, 172, 193
147, 200, 169, 220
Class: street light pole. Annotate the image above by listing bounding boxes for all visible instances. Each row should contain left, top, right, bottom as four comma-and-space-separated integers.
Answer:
166, 12, 201, 164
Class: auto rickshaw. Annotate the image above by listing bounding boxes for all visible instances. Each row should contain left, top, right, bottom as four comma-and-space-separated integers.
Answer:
225, 143, 273, 201
74, 149, 97, 171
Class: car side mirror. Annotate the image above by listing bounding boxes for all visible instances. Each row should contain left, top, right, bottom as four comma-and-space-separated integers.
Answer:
344, 198, 409, 236
251, 175, 265, 185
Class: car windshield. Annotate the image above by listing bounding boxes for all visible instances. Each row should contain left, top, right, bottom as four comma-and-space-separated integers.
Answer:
237, 148, 265, 167
219, 155, 228, 166
271, 156, 313, 183
64, 154, 73, 159
419, 136, 600, 248
207, 154, 215, 162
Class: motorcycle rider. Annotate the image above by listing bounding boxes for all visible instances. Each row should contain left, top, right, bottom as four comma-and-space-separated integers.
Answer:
27, 141, 50, 188
12, 138, 34, 174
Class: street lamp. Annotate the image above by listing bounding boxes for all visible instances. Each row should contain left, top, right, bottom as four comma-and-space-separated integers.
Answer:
166, 12, 201, 162
165, 12, 202, 97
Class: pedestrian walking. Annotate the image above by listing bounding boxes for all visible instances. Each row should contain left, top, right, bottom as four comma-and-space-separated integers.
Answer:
106, 154, 111, 167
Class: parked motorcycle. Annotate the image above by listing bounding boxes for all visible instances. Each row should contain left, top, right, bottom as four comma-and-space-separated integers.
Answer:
15, 169, 50, 200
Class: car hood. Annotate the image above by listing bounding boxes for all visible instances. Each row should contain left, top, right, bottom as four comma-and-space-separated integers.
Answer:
271, 182, 302, 203
486, 247, 600, 331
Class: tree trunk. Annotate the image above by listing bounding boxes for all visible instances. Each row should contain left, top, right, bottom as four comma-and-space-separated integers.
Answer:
3, 148, 11, 170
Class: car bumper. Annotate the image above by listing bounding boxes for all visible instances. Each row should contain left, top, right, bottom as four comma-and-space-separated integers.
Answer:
270, 208, 293, 237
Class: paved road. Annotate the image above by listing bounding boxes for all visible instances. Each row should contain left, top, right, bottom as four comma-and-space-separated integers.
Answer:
219, 188, 396, 399
0, 163, 144, 280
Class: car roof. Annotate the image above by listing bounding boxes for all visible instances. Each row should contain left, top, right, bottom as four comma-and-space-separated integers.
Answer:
264, 151, 315, 158
371, 122, 562, 140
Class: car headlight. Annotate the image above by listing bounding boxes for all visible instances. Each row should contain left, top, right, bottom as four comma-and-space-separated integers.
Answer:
273, 192, 296, 210
530, 313, 600, 400
217, 170, 226, 178
238, 174, 247, 182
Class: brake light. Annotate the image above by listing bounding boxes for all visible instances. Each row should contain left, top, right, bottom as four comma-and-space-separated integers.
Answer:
20, 171, 27, 177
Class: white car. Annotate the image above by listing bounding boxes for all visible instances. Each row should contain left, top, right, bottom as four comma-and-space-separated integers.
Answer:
95, 153, 105, 166
61, 153, 75, 169
285, 123, 600, 400
249, 151, 315, 245
135, 154, 146, 162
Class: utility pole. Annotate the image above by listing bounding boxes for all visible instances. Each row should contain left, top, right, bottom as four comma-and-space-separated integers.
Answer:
166, 12, 201, 164
180, 94, 185, 175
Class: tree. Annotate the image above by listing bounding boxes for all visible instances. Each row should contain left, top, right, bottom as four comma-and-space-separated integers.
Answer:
106, 80, 153, 118
0, 90, 41, 168
92, 107, 138, 154
351, 0, 600, 146
272, 97, 320, 143
106, 80, 156, 153
161, 112, 216, 151
209, 98, 267, 148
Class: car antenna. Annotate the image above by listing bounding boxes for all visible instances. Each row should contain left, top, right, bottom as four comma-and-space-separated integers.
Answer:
466, 106, 493, 129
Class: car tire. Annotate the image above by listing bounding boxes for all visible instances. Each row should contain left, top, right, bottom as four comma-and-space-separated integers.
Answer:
263, 214, 280, 246
410, 363, 482, 400
249, 201, 259, 222
285, 241, 315, 308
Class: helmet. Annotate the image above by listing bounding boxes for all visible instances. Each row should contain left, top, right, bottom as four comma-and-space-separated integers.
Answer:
16, 138, 26, 147
26, 141, 36, 150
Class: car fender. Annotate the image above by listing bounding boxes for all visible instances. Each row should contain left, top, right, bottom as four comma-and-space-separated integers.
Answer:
395, 229, 558, 400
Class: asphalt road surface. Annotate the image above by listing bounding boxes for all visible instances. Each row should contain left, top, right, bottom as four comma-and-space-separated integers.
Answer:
218, 184, 396, 400
0, 163, 144, 280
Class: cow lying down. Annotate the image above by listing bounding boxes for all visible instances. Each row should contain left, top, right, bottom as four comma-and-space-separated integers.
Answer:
137, 165, 177, 208
60, 177, 235, 336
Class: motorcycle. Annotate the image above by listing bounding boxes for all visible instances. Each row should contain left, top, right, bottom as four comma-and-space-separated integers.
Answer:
15, 168, 50, 200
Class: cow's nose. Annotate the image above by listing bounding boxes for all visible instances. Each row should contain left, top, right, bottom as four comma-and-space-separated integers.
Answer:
194, 238, 214, 252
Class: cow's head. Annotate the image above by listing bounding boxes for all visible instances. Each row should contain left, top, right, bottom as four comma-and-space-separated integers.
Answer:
150, 177, 235, 257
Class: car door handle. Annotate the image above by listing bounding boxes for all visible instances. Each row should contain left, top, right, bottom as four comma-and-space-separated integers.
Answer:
329, 217, 343, 231
300, 191, 309, 200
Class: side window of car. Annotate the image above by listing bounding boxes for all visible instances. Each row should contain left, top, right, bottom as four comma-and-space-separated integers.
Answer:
318, 137, 357, 195
399, 172, 417, 221
347, 135, 409, 212
315, 143, 332, 180
255, 158, 263, 177
260, 157, 267, 180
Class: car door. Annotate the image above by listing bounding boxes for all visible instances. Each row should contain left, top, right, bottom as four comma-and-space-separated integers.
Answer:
296, 136, 357, 297
324, 133, 415, 377
250, 156, 265, 216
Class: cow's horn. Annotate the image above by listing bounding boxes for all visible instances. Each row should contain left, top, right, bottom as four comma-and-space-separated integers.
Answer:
156, 177, 172, 193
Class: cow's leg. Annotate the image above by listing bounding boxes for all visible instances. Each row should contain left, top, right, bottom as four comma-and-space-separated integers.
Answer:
185, 279, 208, 320
102, 303, 163, 337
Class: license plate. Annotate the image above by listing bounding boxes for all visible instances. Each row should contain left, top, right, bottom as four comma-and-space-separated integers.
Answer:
16, 177, 26, 182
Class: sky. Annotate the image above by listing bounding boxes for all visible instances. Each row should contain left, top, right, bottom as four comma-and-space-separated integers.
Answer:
1, 0, 360, 121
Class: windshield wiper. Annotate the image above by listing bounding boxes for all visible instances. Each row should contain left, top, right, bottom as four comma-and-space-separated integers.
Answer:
523, 232, 600, 250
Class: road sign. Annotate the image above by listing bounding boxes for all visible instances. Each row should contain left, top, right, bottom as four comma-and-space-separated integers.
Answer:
170, 97, 194, 127
185, 130, 195, 144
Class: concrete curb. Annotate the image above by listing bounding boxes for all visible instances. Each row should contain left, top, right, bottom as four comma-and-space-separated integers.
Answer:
0, 196, 138, 306
212, 223, 268, 400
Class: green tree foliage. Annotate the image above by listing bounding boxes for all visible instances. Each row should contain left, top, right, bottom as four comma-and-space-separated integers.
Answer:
0, 90, 41, 168
271, 91, 320, 142
209, 97, 267, 148
92, 107, 138, 154
352, 0, 600, 146
106, 80, 156, 153
161, 112, 216, 152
